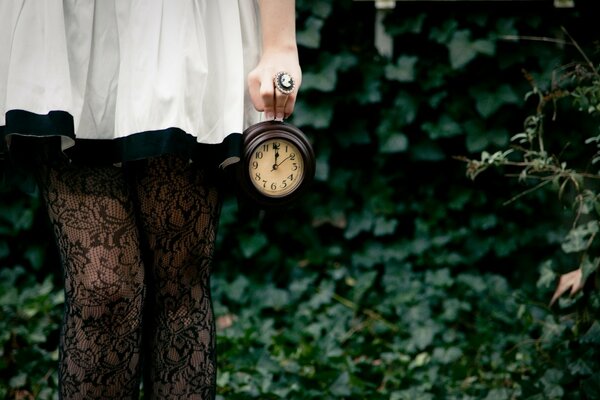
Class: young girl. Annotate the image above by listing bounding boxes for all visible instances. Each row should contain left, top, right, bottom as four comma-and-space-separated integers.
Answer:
0, 1, 301, 398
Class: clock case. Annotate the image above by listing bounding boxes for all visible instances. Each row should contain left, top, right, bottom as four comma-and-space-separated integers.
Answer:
236, 120, 315, 209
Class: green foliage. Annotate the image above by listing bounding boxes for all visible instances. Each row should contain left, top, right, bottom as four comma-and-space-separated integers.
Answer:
0, 266, 63, 399
460, 11, 600, 400
2, 1, 599, 399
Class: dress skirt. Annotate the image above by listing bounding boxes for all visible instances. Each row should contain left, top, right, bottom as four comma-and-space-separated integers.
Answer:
0, 0, 262, 170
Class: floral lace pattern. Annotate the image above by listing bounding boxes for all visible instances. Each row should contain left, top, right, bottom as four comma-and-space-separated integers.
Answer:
37, 155, 221, 399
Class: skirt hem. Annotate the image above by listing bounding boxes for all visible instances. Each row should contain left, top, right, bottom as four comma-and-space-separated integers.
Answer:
1, 109, 244, 169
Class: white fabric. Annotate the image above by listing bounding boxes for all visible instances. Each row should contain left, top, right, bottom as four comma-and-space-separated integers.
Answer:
0, 0, 262, 150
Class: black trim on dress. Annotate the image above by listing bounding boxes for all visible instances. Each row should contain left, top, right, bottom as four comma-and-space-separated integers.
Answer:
1, 109, 244, 193
1, 109, 243, 168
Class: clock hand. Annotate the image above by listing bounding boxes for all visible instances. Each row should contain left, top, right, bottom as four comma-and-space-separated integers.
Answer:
276, 155, 292, 167
273, 143, 280, 170
271, 155, 292, 172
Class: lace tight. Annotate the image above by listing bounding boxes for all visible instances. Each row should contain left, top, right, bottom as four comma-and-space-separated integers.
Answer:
37, 155, 221, 399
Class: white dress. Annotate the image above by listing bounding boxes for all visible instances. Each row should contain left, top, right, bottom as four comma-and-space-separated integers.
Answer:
0, 0, 262, 167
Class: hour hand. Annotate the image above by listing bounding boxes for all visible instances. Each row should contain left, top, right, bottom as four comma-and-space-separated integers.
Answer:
272, 143, 280, 170
274, 155, 292, 169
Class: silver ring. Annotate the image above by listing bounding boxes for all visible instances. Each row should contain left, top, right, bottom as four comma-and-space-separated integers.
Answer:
274, 71, 295, 95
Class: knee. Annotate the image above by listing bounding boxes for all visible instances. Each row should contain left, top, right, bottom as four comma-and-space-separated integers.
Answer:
63, 255, 146, 325
64, 275, 145, 339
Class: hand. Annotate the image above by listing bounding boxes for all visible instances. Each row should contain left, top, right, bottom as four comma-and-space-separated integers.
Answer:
248, 49, 302, 121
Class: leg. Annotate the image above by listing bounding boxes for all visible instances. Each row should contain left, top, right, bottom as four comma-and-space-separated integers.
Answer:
37, 162, 145, 399
131, 155, 221, 399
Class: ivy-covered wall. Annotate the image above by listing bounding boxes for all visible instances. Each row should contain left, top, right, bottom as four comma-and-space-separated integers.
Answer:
1, 1, 598, 399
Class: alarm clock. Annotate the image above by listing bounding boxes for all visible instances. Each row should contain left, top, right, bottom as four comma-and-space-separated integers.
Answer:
237, 120, 315, 208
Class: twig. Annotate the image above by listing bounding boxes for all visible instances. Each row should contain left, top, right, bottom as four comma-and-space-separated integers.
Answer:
502, 179, 552, 206
499, 35, 573, 46
331, 292, 399, 336
561, 27, 599, 77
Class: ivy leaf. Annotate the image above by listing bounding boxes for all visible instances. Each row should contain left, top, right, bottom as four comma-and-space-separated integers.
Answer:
473, 38, 495, 56
315, 149, 331, 182
483, 389, 511, 400
330, 371, 351, 396
549, 268, 583, 306
239, 232, 268, 258
422, 114, 462, 140
344, 211, 374, 239
374, 217, 399, 236
387, 13, 426, 36
448, 30, 495, 69
582, 373, 600, 399
297, 17, 324, 49
581, 255, 600, 283
541, 369, 565, 399
494, 17, 519, 37
580, 321, 600, 344
227, 275, 250, 303
0, 204, 34, 236
9, 372, 27, 389
310, 0, 333, 18
465, 121, 509, 153
429, 20, 459, 44
425, 268, 453, 288
568, 359, 593, 376
255, 286, 290, 311
359, 79, 382, 104
536, 260, 556, 290
352, 241, 385, 268
448, 31, 478, 69
561, 221, 599, 253
375, 92, 418, 148
385, 91, 419, 127
302, 69, 337, 92
302, 52, 358, 92
302, 57, 339, 92
385, 56, 418, 82
471, 84, 521, 117
293, 100, 334, 129
549, 255, 599, 306
25, 245, 45, 271
352, 270, 378, 304
380, 133, 409, 154
409, 324, 438, 351
432, 346, 463, 364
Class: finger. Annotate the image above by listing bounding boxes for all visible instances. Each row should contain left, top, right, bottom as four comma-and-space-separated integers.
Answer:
274, 90, 289, 121
261, 76, 276, 120
248, 72, 265, 112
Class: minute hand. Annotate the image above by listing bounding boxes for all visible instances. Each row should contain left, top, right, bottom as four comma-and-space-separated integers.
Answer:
271, 155, 293, 171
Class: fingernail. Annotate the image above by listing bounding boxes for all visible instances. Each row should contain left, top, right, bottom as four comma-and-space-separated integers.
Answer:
275, 112, 284, 121
265, 111, 274, 120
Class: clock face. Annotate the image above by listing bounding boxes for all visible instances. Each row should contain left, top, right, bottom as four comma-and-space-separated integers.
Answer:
248, 138, 304, 198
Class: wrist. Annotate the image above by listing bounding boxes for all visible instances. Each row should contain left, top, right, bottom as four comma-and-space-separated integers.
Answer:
261, 42, 298, 57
